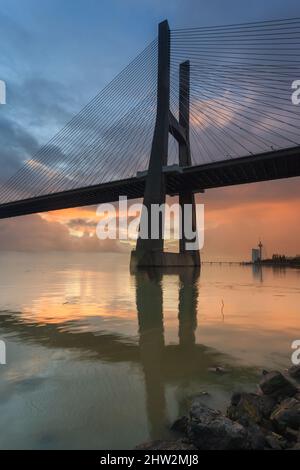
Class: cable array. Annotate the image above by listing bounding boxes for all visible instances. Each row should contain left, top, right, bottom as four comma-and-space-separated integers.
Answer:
1, 17, 300, 204
170, 17, 300, 164
0, 39, 158, 203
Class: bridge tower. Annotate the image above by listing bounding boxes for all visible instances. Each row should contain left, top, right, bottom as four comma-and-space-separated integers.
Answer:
130, 20, 200, 269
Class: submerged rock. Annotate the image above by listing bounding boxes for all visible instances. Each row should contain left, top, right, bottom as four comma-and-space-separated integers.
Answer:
259, 371, 297, 399
195, 391, 210, 397
208, 366, 227, 374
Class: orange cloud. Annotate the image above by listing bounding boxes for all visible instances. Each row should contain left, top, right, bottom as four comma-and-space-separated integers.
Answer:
0, 176, 299, 259
172, 177, 300, 260
0, 214, 128, 252
190, 93, 235, 130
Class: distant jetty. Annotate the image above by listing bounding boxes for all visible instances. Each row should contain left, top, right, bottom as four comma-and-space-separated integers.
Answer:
246, 240, 300, 268
202, 240, 300, 267
243, 257, 300, 268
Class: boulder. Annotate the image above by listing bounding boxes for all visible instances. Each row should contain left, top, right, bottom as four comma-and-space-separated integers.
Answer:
227, 392, 275, 427
265, 432, 288, 450
244, 423, 268, 450
171, 416, 188, 435
288, 365, 300, 380
231, 391, 242, 406
285, 427, 299, 442
270, 397, 300, 432
259, 371, 297, 399
188, 401, 248, 450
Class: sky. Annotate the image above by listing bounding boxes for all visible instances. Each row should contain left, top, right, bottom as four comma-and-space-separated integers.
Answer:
0, 0, 300, 260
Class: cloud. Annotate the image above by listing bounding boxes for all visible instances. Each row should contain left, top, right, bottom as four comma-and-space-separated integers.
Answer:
0, 11, 31, 67
199, 177, 300, 209
0, 114, 39, 183
0, 214, 128, 252
0, 0, 299, 258
203, 199, 300, 261
0, 75, 79, 187
66, 218, 97, 229
199, 179, 300, 260
8, 77, 77, 134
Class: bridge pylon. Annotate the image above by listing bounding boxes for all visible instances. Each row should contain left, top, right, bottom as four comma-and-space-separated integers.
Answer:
130, 20, 200, 269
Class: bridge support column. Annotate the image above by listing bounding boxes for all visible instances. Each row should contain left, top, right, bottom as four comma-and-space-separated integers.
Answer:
130, 21, 200, 269
178, 61, 200, 266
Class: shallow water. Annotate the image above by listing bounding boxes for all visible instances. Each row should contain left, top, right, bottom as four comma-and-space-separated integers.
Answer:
0, 251, 299, 449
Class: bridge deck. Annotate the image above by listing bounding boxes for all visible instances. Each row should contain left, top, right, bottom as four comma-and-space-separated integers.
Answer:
0, 146, 299, 219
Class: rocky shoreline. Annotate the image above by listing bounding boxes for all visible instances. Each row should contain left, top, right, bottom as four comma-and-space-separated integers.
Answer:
137, 366, 300, 450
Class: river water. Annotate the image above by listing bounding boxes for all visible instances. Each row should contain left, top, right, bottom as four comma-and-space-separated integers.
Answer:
0, 251, 299, 449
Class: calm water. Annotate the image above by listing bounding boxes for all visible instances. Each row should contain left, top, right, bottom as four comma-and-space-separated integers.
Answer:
0, 251, 299, 449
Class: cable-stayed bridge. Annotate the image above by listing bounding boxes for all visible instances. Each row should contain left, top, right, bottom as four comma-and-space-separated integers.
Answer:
1, 18, 300, 266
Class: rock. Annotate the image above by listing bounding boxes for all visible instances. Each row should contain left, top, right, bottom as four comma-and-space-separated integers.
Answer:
244, 423, 268, 450
288, 365, 300, 380
265, 432, 288, 450
271, 397, 300, 432
171, 416, 188, 435
196, 391, 210, 397
136, 439, 197, 450
285, 427, 299, 442
227, 392, 275, 427
208, 366, 227, 374
188, 401, 248, 450
259, 371, 297, 399
230, 391, 242, 406
136, 368, 300, 451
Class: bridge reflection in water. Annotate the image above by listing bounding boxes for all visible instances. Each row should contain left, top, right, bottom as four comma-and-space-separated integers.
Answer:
135, 267, 199, 438
0, 263, 260, 443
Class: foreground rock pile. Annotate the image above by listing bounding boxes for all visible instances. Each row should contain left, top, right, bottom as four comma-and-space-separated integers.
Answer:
137, 366, 300, 450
